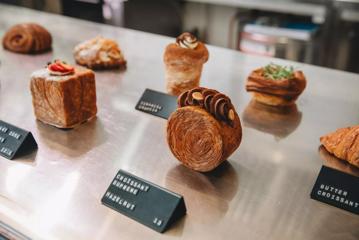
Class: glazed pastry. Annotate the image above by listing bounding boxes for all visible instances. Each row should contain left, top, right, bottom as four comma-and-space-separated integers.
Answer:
74, 36, 126, 69
246, 63, 306, 106
243, 100, 302, 139
167, 87, 242, 172
320, 125, 359, 168
2, 23, 52, 54
30, 60, 97, 128
164, 32, 209, 96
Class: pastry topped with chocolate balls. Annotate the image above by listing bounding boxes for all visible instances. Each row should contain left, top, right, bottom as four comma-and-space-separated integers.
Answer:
246, 63, 306, 106
30, 60, 97, 129
167, 87, 242, 172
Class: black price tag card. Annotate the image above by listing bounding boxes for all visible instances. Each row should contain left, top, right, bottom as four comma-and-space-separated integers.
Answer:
311, 166, 359, 215
135, 89, 177, 119
101, 170, 186, 233
0, 120, 37, 160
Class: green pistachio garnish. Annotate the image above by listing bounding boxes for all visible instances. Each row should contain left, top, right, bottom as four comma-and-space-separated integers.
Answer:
263, 63, 294, 80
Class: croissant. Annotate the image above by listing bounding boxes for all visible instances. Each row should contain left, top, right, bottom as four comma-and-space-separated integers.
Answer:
320, 125, 359, 168
2, 23, 52, 54
167, 87, 242, 172
164, 32, 209, 96
319, 146, 359, 177
246, 63, 306, 106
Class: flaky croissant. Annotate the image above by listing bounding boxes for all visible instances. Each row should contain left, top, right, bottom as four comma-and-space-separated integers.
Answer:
2, 23, 52, 54
167, 87, 242, 172
320, 125, 359, 168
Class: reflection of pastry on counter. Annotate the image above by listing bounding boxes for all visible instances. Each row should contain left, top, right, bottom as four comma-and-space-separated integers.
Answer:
167, 87, 242, 172
246, 63, 306, 106
30, 60, 97, 129
166, 162, 239, 201
2, 23, 52, 54
243, 100, 302, 139
164, 32, 209, 96
320, 125, 359, 169
165, 163, 239, 222
74, 36, 126, 70
319, 146, 359, 177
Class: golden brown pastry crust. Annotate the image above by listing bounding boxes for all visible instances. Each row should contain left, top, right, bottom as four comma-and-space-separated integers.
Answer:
2, 23, 52, 54
246, 68, 306, 106
164, 35, 209, 96
30, 66, 97, 128
74, 36, 126, 70
320, 125, 359, 168
319, 146, 359, 177
167, 87, 242, 172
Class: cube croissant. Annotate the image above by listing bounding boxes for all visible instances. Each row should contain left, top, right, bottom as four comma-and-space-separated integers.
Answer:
30, 60, 97, 128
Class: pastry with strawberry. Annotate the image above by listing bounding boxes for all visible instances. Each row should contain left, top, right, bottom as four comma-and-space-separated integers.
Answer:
30, 60, 97, 128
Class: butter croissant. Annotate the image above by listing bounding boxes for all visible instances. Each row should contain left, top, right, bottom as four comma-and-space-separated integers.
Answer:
2, 23, 52, 54
320, 125, 359, 168
167, 87, 242, 172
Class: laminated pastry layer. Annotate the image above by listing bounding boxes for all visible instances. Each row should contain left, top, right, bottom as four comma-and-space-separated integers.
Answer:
320, 125, 359, 168
30, 68, 97, 128
2, 23, 52, 54
74, 36, 126, 69
246, 68, 306, 101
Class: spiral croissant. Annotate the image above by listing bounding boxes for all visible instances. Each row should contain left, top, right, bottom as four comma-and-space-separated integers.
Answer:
320, 125, 359, 168
167, 87, 242, 172
2, 23, 52, 54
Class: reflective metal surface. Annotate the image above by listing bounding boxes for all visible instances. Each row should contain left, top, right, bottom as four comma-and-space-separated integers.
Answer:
0, 4, 358, 240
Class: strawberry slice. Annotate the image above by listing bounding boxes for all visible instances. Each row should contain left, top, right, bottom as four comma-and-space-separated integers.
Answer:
48, 60, 75, 75
58, 62, 74, 72
49, 64, 65, 72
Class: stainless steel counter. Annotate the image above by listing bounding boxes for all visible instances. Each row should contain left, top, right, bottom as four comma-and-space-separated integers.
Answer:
0, 4, 358, 240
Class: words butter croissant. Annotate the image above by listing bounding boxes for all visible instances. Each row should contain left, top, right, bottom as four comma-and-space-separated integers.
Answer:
167, 87, 242, 172
320, 125, 359, 168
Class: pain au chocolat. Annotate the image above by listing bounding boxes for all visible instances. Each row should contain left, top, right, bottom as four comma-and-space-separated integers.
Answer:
246, 63, 306, 106
320, 125, 359, 168
2, 23, 52, 54
167, 87, 242, 172
30, 60, 97, 128
164, 32, 209, 96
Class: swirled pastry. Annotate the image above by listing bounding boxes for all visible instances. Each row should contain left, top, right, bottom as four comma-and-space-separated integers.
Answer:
2, 23, 52, 54
320, 125, 359, 168
246, 63, 306, 106
74, 36, 126, 70
167, 87, 242, 172
164, 32, 209, 96
31, 60, 97, 128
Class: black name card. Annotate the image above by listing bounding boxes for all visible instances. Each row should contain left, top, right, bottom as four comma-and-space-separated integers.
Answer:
311, 166, 359, 215
0, 120, 37, 160
135, 89, 177, 119
101, 170, 186, 233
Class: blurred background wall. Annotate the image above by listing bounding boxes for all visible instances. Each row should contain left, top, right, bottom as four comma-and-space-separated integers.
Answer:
1, 0, 358, 73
